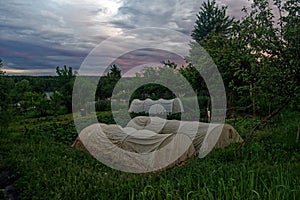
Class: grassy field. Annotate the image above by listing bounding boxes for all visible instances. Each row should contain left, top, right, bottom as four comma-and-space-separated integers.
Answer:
0, 111, 300, 199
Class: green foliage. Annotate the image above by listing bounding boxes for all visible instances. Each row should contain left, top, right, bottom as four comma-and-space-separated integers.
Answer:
191, 0, 234, 43
130, 83, 175, 101
190, 0, 300, 117
0, 59, 13, 130
9, 76, 59, 93
56, 65, 74, 77
236, 0, 300, 115
56, 65, 76, 113
95, 100, 111, 112
179, 63, 207, 95
96, 111, 116, 124
280, 0, 300, 105
130, 65, 191, 99
96, 64, 122, 100
49, 91, 63, 114
10, 79, 32, 103
4, 72, 77, 118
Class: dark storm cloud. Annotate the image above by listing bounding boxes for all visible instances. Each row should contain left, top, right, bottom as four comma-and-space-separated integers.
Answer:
111, 0, 252, 38
0, 0, 252, 75
112, 0, 203, 35
0, 39, 87, 72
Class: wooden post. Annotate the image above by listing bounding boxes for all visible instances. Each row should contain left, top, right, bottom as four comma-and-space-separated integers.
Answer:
207, 108, 211, 123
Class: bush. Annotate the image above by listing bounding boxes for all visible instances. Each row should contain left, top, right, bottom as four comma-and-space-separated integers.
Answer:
95, 100, 111, 112
96, 111, 115, 124
0, 110, 12, 132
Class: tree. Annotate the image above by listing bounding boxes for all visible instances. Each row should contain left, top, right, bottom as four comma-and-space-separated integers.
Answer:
22, 91, 49, 116
56, 65, 76, 113
0, 59, 8, 108
56, 65, 74, 77
107, 64, 121, 79
179, 63, 206, 95
236, 0, 300, 115
0, 59, 12, 130
189, 0, 300, 117
10, 79, 31, 103
191, 0, 234, 44
96, 64, 122, 100
189, 0, 245, 112
49, 91, 63, 114
280, 0, 300, 106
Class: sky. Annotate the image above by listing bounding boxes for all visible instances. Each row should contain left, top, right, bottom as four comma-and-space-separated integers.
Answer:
0, 0, 253, 76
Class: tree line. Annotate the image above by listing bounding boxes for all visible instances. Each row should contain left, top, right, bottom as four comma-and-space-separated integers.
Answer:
0, 0, 299, 129
189, 0, 299, 117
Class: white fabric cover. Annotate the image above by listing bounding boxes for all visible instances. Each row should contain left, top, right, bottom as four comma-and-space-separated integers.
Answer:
148, 104, 166, 114
74, 116, 243, 172
128, 99, 144, 113
77, 123, 194, 172
158, 99, 174, 112
143, 99, 156, 112
128, 98, 184, 114
126, 116, 243, 151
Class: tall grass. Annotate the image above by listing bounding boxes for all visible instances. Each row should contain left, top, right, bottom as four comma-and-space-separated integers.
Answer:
0, 110, 299, 199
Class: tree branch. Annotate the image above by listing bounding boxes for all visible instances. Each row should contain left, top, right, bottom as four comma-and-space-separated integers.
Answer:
238, 102, 288, 149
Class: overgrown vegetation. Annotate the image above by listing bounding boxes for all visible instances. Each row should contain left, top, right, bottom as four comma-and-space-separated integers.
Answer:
0, 0, 299, 199
189, 0, 299, 117
0, 111, 299, 199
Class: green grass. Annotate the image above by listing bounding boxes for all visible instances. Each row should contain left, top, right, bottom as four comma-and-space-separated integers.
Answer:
0, 110, 300, 199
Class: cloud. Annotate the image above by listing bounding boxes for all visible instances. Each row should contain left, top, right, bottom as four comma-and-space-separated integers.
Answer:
0, 0, 252, 76
112, 0, 203, 34
217, 0, 253, 19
